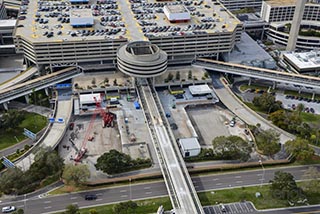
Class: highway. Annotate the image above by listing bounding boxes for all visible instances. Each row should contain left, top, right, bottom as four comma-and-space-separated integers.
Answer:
0, 165, 318, 214
193, 58, 320, 89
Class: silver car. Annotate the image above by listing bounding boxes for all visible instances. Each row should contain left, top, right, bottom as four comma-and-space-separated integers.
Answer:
2, 206, 16, 213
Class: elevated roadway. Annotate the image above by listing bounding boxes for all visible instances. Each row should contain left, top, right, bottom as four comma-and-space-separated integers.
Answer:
0, 67, 81, 105
0, 66, 38, 91
193, 58, 320, 89
16, 98, 73, 171
138, 80, 204, 214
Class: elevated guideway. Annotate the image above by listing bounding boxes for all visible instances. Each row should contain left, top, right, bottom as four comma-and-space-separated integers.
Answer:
137, 79, 204, 214
0, 67, 81, 105
193, 58, 320, 89
0, 66, 38, 91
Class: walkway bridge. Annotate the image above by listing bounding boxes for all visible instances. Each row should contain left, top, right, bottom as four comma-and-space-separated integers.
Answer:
192, 58, 320, 89
137, 79, 204, 214
0, 67, 81, 105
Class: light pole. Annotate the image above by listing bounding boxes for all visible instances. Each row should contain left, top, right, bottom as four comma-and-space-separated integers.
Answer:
259, 159, 265, 187
129, 178, 132, 200
24, 193, 27, 213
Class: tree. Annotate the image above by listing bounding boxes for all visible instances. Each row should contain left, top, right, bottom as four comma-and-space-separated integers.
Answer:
188, 70, 192, 79
212, 135, 252, 161
285, 138, 314, 162
167, 72, 173, 81
296, 103, 305, 115
301, 167, 320, 193
113, 78, 118, 86
12, 209, 24, 214
0, 168, 24, 194
113, 201, 138, 214
62, 164, 90, 186
255, 129, 280, 157
104, 77, 109, 84
0, 110, 26, 131
252, 93, 282, 113
269, 171, 302, 202
89, 209, 98, 214
64, 204, 79, 214
175, 71, 180, 80
95, 150, 132, 174
91, 78, 96, 85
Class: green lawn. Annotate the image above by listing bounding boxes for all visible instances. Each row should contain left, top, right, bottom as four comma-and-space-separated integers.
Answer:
0, 112, 47, 150
300, 112, 320, 123
239, 84, 270, 92
57, 181, 320, 214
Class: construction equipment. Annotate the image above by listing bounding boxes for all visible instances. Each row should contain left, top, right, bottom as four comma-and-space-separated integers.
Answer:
74, 94, 116, 162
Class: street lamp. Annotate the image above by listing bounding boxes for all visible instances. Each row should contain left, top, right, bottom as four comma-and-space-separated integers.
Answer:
129, 178, 132, 200
259, 159, 265, 187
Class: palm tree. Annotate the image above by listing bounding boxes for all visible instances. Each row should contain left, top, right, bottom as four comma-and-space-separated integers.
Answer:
296, 103, 305, 115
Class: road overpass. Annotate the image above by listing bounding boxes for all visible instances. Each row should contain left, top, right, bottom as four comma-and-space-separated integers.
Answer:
137, 79, 204, 214
192, 58, 320, 89
0, 67, 81, 106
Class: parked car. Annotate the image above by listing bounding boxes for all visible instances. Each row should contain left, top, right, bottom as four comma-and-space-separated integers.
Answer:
2, 206, 16, 213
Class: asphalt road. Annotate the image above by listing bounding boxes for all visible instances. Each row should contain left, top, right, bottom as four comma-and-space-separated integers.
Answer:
1, 165, 319, 214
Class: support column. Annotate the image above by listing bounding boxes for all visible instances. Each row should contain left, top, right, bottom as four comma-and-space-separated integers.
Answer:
272, 82, 277, 90
25, 95, 30, 104
216, 53, 219, 60
3, 102, 8, 110
44, 88, 49, 96
312, 93, 315, 100
286, 0, 308, 51
248, 78, 252, 86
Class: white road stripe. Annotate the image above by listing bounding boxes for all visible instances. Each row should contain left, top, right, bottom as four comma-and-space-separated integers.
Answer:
144, 187, 151, 189
216, 183, 222, 186
70, 197, 78, 200
121, 195, 128, 198
44, 201, 51, 204
235, 176, 242, 178
212, 178, 219, 181
44, 206, 52, 209
236, 181, 243, 183
145, 192, 152, 194
96, 198, 103, 201
120, 190, 127, 193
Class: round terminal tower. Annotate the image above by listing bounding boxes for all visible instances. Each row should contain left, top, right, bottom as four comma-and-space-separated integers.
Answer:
117, 41, 168, 78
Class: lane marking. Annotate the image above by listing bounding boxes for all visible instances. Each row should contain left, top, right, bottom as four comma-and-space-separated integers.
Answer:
235, 176, 242, 178
212, 178, 219, 181
44, 201, 51, 204
96, 198, 103, 201
236, 181, 243, 183
144, 187, 151, 190
121, 195, 128, 198
216, 183, 222, 186
44, 206, 52, 209
120, 190, 127, 193
145, 192, 152, 194
70, 197, 78, 200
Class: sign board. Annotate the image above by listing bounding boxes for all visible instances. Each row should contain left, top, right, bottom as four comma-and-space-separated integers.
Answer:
55, 83, 72, 89
23, 128, 36, 140
2, 156, 15, 168
56, 118, 64, 123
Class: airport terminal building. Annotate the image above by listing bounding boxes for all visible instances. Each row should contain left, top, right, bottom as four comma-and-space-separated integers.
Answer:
261, 0, 320, 50
13, 0, 242, 72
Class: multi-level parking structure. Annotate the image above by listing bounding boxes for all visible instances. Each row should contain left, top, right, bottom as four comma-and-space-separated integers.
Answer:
260, 0, 320, 50
218, 0, 263, 11
13, 0, 242, 70
193, 58, 320, 89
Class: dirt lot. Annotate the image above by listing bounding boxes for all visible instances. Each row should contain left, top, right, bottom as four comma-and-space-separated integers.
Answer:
187, 105, 247, 146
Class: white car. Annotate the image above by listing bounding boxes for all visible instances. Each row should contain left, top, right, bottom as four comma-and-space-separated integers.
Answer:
2, 206, 16, 213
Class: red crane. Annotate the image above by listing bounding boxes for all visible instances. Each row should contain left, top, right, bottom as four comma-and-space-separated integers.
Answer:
74, 94, 116, 162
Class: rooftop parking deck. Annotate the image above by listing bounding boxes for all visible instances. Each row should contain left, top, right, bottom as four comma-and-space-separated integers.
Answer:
15, 0, 240, 43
